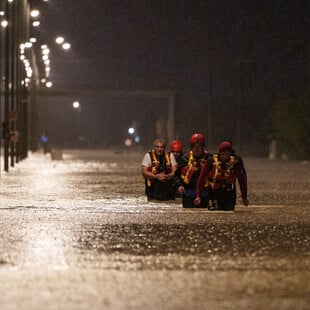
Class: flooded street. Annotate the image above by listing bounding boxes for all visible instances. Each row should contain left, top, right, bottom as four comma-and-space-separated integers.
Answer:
0, 149, 309, 310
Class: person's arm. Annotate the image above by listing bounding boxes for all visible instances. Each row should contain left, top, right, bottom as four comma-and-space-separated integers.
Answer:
142, 164, 168, 182
167, 153, 177, 180
173, 155, 186, 192
236, 158, 249, 206
193, 162, 209, 205
141, 153, 160, 180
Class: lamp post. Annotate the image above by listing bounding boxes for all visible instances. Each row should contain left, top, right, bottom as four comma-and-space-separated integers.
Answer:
72, 100, 81, 146
3, 0, 12, 171
0, 0, 36, 171
1, 0, 72, 168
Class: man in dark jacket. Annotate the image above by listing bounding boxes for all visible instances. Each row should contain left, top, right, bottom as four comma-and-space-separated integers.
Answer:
174, 133, 212, 208
194, 140, 249, 211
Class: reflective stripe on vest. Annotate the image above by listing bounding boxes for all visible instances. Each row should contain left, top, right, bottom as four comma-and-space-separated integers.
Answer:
205, 154, 236, 189
146, 150, 172, 187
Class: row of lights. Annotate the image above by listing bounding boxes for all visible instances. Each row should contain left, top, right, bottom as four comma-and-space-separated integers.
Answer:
42, 37, 71, 87
0, 0, 71, 89
29, 3, 71, 89
0, 10, 7, 27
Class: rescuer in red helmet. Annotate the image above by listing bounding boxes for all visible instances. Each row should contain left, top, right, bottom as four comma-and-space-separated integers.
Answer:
169, 140, 184, 198
194, 140, 249, 211
170, 140, 183, 163
174, 133, 212, 208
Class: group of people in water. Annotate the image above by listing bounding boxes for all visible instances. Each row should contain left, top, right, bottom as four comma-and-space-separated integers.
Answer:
141, 133, 249, 211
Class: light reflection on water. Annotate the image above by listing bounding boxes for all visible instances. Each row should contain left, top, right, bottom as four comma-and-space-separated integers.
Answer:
0, 148, 309, 306
22, 223, 69, 270
0, 151, 183, 213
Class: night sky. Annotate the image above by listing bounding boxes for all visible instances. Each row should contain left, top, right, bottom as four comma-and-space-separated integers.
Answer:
35, 0, 308, 152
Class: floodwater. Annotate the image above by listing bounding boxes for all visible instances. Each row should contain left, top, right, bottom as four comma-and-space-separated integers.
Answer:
0, 149, 309, 310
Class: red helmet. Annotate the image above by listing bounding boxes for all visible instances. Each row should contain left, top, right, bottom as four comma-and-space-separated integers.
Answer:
190, 133, 205, 146
170, 140, 183, 152
219, 140, 232, 152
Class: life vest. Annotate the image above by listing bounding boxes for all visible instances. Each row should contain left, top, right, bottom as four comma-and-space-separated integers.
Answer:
146, 150, 172, 187
181, 151, 207, 184
205, 154, 237, 189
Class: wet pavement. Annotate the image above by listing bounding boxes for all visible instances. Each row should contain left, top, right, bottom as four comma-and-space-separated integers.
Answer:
0, 149, 309, 310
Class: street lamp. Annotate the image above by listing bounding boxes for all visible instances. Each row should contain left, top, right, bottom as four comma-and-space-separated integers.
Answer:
55, 36, 64, 44
30, 10, 39, 18
72, 101, 80, 109
55, 35, 71, 51
0, 0, 74, 161
72, 101, 82, 145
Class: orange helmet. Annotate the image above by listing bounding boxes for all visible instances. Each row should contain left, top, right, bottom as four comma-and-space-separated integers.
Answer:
190, 133, 205, 146
170, 140, 183, 152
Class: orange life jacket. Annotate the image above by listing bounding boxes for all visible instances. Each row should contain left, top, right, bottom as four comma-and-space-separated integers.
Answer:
146, 150, 172, 187
181, 151, 207, 184
205, 154, 237, 189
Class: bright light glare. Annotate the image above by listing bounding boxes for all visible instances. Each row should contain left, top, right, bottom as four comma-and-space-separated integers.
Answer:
128, 127, 135, 134
30, 10, 40, 18
73, 101, 80, 109
55, 36, 64, 44
46, 81, 52, 88
1, 20, 8, 28
25, 42, 32, 48
42, 48, 50, 55
32, 21, 40, 27
62, 43, 71, 50
23, 224, 68, 270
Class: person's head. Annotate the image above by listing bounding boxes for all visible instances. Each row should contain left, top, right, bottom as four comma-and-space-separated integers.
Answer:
153, 138, 166, 156
219, 140, 232, 161
190, 133, 205, 157
170, 140, 183, 160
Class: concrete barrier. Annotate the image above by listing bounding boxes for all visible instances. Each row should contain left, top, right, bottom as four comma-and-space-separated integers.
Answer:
50, 148, 63, 160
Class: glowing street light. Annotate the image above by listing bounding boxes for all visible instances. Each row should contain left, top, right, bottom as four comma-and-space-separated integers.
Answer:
32, 21, 40, 27
73, 101, 80, 109
55, 36, 71, 50
55, 36, 64, 44
30, 10, 40, 18
1, 20, 8, 28
72, 101, 82, 144
62, 42, 71, 50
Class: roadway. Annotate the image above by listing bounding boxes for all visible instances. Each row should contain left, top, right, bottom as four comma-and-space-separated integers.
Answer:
0, 149, 309, 309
